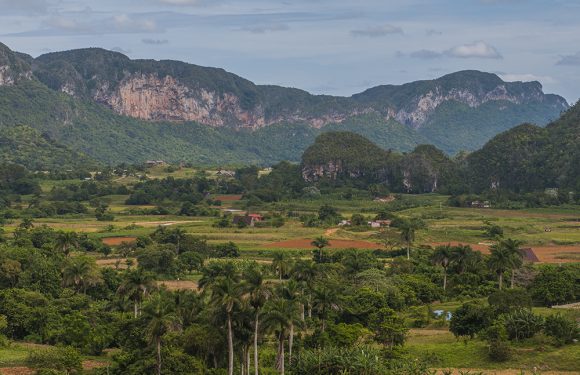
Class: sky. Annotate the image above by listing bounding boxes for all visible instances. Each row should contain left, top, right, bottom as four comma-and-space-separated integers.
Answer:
1, 0, 579, 103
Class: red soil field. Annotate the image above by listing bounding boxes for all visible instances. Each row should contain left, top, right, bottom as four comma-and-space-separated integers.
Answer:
101, 236, 137, 246
214, 195, 243, 201
263, 238, 380, 249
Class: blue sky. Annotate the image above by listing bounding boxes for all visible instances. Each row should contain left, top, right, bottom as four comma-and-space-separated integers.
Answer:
1, 0, 579, 103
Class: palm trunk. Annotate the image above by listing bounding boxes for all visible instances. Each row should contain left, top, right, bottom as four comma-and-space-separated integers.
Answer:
228, 314, 234, 375
443, 268, 447, 291
300, 303, 305, 321
247, 347, 251, 375
510, 271, 515, 289
254, 312, 260, 375
134, 301, 139, 318
156, 337, 162, 375
498, 273, 503, 290
288, 323, 294, 362
279, 333, 285, 375
407, 243, 410, 260
319, 248, 323, 262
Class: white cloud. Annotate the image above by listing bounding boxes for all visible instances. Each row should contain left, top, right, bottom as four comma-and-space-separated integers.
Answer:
499, 73, 556, 84
446, 41, 502, 59
351, 24, 403, 37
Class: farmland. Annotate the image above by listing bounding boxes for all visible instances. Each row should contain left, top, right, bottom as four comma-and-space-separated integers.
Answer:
0, 165, 578, 375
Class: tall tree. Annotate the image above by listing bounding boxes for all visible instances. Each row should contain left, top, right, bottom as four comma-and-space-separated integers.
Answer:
432, 245, 453, 291
209, 276, 244, 375
488, 245, 516, 290
394, 218, 425, 260
262, 298, 300, 375
117, 269, 156, 318
312, 286, 340, 333
143, 292, 181, 375
54, 231, 79, 257
271, 252, 292, 281
499, 238, 524, 288
62, 256, 102, 293
311, 236, 330, 263
290, 260, 317, 320
244, 267, 271, 375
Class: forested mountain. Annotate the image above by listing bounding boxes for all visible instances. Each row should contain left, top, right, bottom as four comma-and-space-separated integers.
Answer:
0, 42, 570, 168
467, 101, 580, 193
300, 101, 580, 195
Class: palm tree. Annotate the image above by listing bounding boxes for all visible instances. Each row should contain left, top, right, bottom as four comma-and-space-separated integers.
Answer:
271, 252, 292, 281
143, 292, 181, 375
171, 228, 188, 255
431, 245, 453, 291
62, 256, 102, 293
117, 269, 157, 317
311, 236, 329, 263
209, 276, 244, 375
244, 267, 272, 375
262, 298, 300, 375
198, 262, 240, 290
488, 245, 516, 290
397, 219, 425, 260
499, 238, 524, 288
54, 231, 79, 257
290, 260, 317, 320
312, 286, 340, 333
278, 280, 303, 360
449, 244, 475, 274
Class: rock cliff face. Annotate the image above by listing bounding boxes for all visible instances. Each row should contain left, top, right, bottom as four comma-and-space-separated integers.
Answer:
29, 47, 568, 130
0, 43, 32, 86
95, 74, 266, 128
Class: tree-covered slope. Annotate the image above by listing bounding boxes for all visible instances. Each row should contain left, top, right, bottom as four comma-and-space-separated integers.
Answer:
467, 101, 580, 192
0, 126, 97, 170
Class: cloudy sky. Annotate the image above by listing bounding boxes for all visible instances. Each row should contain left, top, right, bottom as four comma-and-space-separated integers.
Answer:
1, 0, 579, 103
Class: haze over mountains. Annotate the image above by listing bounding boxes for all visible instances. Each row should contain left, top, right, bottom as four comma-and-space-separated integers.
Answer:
0, 42, 570, 168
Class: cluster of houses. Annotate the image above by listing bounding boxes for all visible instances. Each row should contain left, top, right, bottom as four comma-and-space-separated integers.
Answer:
216, 169, 236, 178
339, 219, 391, 228
232, 213, 264, 227
145, 160, 167, 168
470, 200, 491, 208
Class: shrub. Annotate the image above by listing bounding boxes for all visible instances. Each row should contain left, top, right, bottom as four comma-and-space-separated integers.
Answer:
26, 346, 83, 374
502, 308, 543, 341
449, 303, 491, 339
488, 288, 532, 314
544, 314, 578, 346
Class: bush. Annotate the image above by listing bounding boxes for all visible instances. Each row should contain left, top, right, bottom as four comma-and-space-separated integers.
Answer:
502, 308, 543, 341
544, 314, 578, 346
26, 346, 83, 374
488, 339, 511, 362
488, 288, 532, 314
449, 303, 491, 339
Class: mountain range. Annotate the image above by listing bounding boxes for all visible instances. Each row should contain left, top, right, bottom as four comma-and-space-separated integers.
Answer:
0, 42, 570, 168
